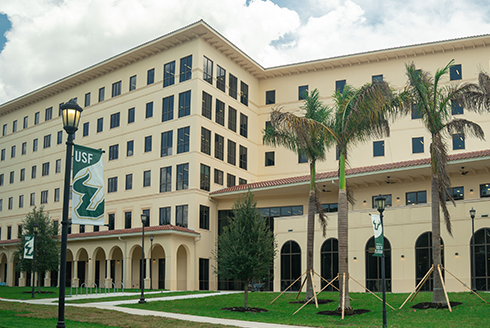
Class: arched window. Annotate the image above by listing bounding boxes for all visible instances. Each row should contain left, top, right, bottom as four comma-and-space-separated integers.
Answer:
321, 238, 339, 291
365, 236, 391, 292
415, 231, 444, 291
281, 241, 301, 291
471, 228, 490, 291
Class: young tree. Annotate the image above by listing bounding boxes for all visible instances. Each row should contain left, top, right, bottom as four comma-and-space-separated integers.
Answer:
13, 207, 60, 292
214, 190, 277, 308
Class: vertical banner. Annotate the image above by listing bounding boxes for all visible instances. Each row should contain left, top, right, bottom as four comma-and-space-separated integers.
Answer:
24, 235, 34, 259
371, 214, 384, 257
72, 145, 105, 226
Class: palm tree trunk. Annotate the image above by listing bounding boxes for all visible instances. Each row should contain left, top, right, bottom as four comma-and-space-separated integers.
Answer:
431, 175, 446, 305
305, 162, 316, 301
337, 189, 352, 312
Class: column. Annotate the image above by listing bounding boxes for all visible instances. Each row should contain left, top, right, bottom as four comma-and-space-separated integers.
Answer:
87, 259, 94, 287
72, 261, 79, 287
144, 256, 151, 289
44, 271, 51, 287
105, 259, 113, 288
19, 271, 26, 287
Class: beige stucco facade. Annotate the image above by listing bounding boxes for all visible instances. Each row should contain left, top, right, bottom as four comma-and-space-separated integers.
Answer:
1, 21, 489, 294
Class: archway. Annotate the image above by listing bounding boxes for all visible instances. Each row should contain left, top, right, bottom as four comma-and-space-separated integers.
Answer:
0, 253, 7, 284
176, 245, 187, 290
151, 244, 165, 289
280, 240, 301, 291
109, 246, 124, 285
320, 238, 339, 291
66, 249, 73, 287
130, 245, 144, 288
93, 248, 106, 288
470, 227, 490, 291
365, 236, 391, 292
415, 231, 444, 291
77, 248, 89, 286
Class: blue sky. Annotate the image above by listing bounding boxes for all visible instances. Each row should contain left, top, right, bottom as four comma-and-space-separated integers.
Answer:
1, 0, 489, 104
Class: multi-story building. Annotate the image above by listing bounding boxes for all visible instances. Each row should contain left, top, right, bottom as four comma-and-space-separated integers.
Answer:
1, 20, 489, 293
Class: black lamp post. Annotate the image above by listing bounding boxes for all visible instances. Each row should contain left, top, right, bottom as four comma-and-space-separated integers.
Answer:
31, 224, 39, 298
470, 208, 476, 292
57, 99, 83, 328
150, 234, 154, 290
139, 214, 148, 304
375, 194, 387, 328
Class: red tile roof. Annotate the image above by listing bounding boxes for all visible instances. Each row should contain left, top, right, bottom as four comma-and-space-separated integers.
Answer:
210, 149, 490, 195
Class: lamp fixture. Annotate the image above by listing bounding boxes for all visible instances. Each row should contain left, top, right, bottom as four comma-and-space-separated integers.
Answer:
353, 257, 357, 260
455, 253, 459, 256
401, 255, 405, 258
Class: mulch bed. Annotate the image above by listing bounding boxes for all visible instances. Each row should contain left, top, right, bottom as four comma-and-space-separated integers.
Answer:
21, 291, 54, 294
289, 299, 334, 305
317, 309, 370, 316
412, 302, 462, 309
222, 307, 268, 313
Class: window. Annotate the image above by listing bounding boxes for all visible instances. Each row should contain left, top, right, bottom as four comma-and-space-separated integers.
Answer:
447, 186, 464, 201
178, 90, 191, 117
143, 170, 151, 187
58, 102, 64, 117
161, 130, 173, 157
143, 209, 151, 227
372, 74, 383, 82
227, 140, 236, 165
20, 168, 25, 181
180, 55, 192, 82
450, 64, 462, 81
8, 197, 13, 210
41, 190, 48, 204
83, 122, 89, 136
227, 173, 236, 187
34, 112, 40, 125
162, 95, 174, 122
203, 56, 213, 84
11, 145, 16, 158
23, 116, 28, 129
336, 80, 346, 93
372, 194, 392, 208
201, 128, 211, 155
239, 178, 247, 185
406, 191, 427, 205
56, 159, 61, 173
200, 164, 210, 191
215, 99, 225, 125
214, 169, 223, 185
109, 145, 119, 160
45, 107, 53, 121
108, 213, 115, 230
54, 188, 60, 202
98, 87, 105, 102
412, 137, 424, 154
160, 166, 172, 192
202, 92, 212, 119
451, 100, 463, 115
78, 225, 85, 234
239, 145, 247, 170
57, 131, 63, 144
108, 177, 118, 193
30, 192, 35, 206
480, 184, 490, 198
176, 205, 188, 227
176, 163, 189, 190
144, 136, 152, 152
43, 135, 51, 148
110, 112, 120, 128
298, 85, 308, 100
147, 68, 155, 85
177, 127, 190, 153
200, 205, 210, 230
240, 81, 249, 106
97, 118, 103, 132
452, 134, 465, 150
84, 92, 91, 107
128, 107, 135, 124
31, 165, 37, 179
164, 61, 175, 87
20, 142, 26, 155
266, 90, 275, 104
127, 140, 134, 157
2, 124, 6, 136
0, 149, 4, 160
7, 226, 11, 239
146, 102, 153, 118
9, 171, 14, 184
240, 113, 248, 138
112, 81, 122, 97
217, 65, 226, 92
12, 120, 17, 132
265, 151, 275, 166
129, 75, 137, 91
298, 153, 308, 163
19, 194, 24, 208
42, 162, 49, 176
411, 104, 422, 119
124, 211, 132, 229
229, 74, 238, 99
228, 106, 237, 132
215, 134, 224, 160
159, 207, 171, 225
373, 141, 385, 157
125, 173, 132, 190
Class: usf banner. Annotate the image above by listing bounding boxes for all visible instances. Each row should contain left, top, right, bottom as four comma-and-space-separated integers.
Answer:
24, 235, 34, 259
371, 214, 384, 257
72, 144, 105, 226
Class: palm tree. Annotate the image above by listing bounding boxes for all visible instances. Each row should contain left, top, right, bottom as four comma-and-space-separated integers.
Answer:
461, 70, 490, 112
263, 88, 332, 301
403, 60, 485, 304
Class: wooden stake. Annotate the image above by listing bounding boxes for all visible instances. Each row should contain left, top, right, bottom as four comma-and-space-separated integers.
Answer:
270, 271, 307, 304
410, 265, 434, 302
296, 275, 307, 300
309, 270, 319, 308
441, 265, 486, 303
341, 272, 346, 320
437, 264, 452, 312
315, 271, 353, 300
349, 274, 395, 310
400, 265, 434, 309
292, 274, 339, 315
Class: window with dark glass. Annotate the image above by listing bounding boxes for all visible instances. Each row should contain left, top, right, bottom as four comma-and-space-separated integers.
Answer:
406, 191, 427, 205
201, 127, 211, 155
34, 112, 40, 125
373, 141, 384, 157
125, 173, 132, 190
214, 169, 223, 185
200, 205, 210, 230
43, 135, 51, 149
229, 73, 237, 99
240, 81, 248, 106
59, 102, 64, 116
239, 178, 247, 185
298, 85, 308, 100
203, 56, 213, 84
239, 145, 247, 170
176, 205, 188, 227
55, 130, 62, 144
452, 134, 465, 150
372, 195, 392, 208
372, 74, 383, 82
144, 136, 152, 152
451, 100, 463, 115
0, 148, 4, 160
55, 159, 61, 173
162, 95, 174, 122
108, 213, 115, 230
45, 107, 52, 121
109, 145, 119, 160
142, 209, 150, 227
12, 120, 17, 133
160, 207, 171, 225
321, 203, 338, 213
9, 171, 14, 184
239, 113, 248, 138
54, 188, 60, 202
112, 81, 122, 97
108, 177, 117, 193
200, 164, 210, 191
42, 162, 49, 176
178, 90, 191, 117
177, 127, 190, 153
98, 87, 105, 102
217, 65, 226, 92
97, 118, 103, 132
227, 173, 236, 187
228, 106, 237, 132
180, 55, 192, 82
215, 134, 224, 160
7, 226, 11, 239
146, 102, 153, 118
176, 163, 189, 190
23, 116, 28, 129
216, 99, 225, 125
129, 75, 137, 91
128, 107, 135, 124
412, 137, 424, 153
0, 173, 3, 185
124, 211, 132, 229
147, 68, 155, 85
164, 61, 175, 87
10, 145, 15, 158
298, 152, 308, 163
143, 170, 151, 187
161, 130, 173, 157
110, 112, 120, 128
411, 104, 422, 119
31, 165, 36, 179
480, 183, 490, 198
265, 151, 275, 166
446, 186, 464, 201
83, 122, 89, 136
127, 140, 134, 157
336, 80, 346, 93
450, 64, 462, 80
160, 166, 172, 192
227, 140, 236, 165
20, 168, 25, 181
40, 191, 48, 204
2, 124, 6, 136
265, 90, 275, 105
202, 92, 212, 119
19, 194, 23, 208
33, 138, 38, 152
30, 193, 35, 206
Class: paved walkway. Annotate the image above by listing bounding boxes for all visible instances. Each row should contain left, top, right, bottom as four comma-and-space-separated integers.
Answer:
3, 291, 312, 328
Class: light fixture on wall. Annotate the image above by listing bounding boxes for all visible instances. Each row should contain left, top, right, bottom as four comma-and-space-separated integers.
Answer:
363, 200, 367, 204
396, 197, 400, 201
117, 260, 120, 264
401, 255, 405, 258
353, 257, 357, 260
455, 252, 459, 256
470, 189, 474, 194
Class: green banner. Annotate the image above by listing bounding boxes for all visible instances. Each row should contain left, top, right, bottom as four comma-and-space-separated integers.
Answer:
72, 144, 105, 226
371, 214, 383, 257
24, 235, 34, 259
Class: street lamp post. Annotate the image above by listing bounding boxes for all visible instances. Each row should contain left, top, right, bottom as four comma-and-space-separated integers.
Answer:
375, 194, 387, 328
139, 214, 148, 304
57, 99, 83, 328
470, 208, 476, 292
31, 224, 39, 298
150, 234, 154, 290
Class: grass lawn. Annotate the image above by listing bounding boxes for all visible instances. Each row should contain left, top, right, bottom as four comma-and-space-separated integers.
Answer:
65, 290, 218, 304
121, 291, 490, 327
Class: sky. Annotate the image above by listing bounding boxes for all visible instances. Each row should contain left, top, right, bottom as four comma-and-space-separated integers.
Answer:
0, 0, 489, 105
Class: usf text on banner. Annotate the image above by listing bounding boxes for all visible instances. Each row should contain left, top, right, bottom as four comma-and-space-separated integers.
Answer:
371, 214, 384, 257
72, 144, 105, 226
24, 235, 34, 259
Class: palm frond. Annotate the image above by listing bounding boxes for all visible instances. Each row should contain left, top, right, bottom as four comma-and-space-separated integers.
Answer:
461, 71, 490, 113
314, 185, 328, 237
438, 184, 453, 236
444, 118, 485, 140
